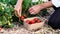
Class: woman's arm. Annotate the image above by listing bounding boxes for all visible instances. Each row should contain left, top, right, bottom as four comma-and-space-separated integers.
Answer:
28, 1, 53, 14
38, 1, 53, 10
16, 0, 23, 7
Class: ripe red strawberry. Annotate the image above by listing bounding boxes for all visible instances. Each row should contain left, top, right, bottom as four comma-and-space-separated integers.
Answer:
21, 16, 25, 21
21, 16, 25, 19
37, 20, 41, 23
26, 20, 30, 24
30, 20, 35, 24
33, 18, 39, 22
29, 22, 32, 24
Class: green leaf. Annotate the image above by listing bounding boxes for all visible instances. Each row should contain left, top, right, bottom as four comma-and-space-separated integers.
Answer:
1, 16, 7, 25
22, 0, 32, 12
8, 23, 14, 28
5, 7, 10, 13
0, 21, 2, 26
9, 0, 17, 5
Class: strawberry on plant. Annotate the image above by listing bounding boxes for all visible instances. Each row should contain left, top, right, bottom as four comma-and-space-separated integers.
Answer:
21, 16, 25, 19
21, 16, 25, 21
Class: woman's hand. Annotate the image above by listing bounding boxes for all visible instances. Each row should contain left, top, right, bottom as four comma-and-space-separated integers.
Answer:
14, 5, 22, 17
28, 5, 42, 15
28, 1, 53, 15
14, 0, 23, 17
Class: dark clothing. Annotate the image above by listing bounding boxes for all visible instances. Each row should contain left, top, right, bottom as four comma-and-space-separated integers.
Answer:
48, 7, 60, 29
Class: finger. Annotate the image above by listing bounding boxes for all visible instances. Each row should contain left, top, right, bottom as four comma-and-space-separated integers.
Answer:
14, 7, 21, 17
30, 10, 35, 14
31, 10, 38, 15
29, 9, 33, 13
19, 10, 22, 17
28, 7, 33, 12
33, 11, 37, 14
29, 8, 34, 13
31, 11, 36, 14
33, 11, 40, 14
16, 10, 20, 17
14, 10, 19, 17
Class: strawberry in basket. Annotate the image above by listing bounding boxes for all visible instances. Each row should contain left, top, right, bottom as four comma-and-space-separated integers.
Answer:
25, 18, 41, 24
24, 17, 46, 31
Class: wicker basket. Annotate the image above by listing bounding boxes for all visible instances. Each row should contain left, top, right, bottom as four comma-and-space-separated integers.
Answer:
23, 17, 46, 31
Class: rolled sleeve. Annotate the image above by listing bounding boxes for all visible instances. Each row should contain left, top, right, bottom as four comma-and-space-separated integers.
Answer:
52, 0, 60, 7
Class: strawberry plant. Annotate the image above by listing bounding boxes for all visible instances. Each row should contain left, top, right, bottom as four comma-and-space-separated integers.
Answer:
0, 0, 17, 28
0, 0, 49, 27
